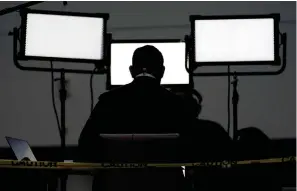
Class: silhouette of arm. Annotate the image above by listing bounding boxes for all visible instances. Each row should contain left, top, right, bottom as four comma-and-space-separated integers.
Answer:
78, 94, 109, 162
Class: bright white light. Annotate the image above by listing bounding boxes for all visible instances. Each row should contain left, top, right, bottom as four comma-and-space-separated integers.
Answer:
182, 166, 185, 177
25, 13, 104, 60
195, 18, 275, 62
111, 42, 189, 86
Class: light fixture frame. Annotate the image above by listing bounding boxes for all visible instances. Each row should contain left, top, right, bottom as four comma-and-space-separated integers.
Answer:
189, 14, 281, 66
19, 8, 109, 64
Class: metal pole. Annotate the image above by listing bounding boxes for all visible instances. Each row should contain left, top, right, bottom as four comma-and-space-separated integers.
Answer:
59, 70, 67, 191
0, 2, 44, 16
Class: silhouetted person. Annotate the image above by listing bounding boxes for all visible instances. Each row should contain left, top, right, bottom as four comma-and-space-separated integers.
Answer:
237, 127, 271, 159
78, 45, 190, 191
178, 89, 232, 191
234, 127, 278, 191
237, 126, 270, 142
180, 89, 231, 158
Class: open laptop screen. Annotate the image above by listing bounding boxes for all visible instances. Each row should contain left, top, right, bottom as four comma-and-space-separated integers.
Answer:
6, 137, 37, 161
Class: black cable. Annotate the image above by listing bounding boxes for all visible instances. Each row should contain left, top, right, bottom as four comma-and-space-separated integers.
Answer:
227, 65, 231, 136
16, 28, 21, 42
50, 61, 61, 134
90, 67, 97, 113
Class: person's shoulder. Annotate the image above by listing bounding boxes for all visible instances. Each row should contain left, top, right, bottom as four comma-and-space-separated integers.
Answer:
159, 87, 184, 102
197, 119, 230, 139
197, 119, 223, 128
196, 119, 227, 132
98, 83, 134, 101
158, 87, 187, 114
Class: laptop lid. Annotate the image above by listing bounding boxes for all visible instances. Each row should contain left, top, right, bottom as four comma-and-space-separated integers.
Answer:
5, 137, 37, 161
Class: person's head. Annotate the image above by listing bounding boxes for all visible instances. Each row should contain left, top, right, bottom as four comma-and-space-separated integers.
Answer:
237, 127, 270, 143
129, 45, 165, 82
237, 127, 271, 157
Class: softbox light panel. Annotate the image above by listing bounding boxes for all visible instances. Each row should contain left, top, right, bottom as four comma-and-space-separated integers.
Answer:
191, 15, 279, 65
20, 9, 108, 63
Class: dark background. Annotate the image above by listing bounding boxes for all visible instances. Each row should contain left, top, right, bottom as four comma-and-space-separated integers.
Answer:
0, 2, 295, 190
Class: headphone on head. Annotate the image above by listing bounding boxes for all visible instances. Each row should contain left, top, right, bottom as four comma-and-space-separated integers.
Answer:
191, 89, 202, 117
182, 88, 202, 117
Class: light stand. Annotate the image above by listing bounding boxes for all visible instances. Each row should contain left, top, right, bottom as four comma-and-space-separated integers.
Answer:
12, 25, 109, 191
59, 70, 67, 191
231, 73, 239, 140
54, 70, 68, 191
186, 31, 287, 141
2, 4, 72, 191
56, 70, 67, 153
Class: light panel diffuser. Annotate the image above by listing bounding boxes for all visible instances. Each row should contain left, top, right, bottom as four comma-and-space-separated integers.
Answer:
111, 42, 189, 86
195, 18, 275, 63
24, 13, 104, 60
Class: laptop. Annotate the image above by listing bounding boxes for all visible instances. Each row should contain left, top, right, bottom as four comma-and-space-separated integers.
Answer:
5, 136, 37, 161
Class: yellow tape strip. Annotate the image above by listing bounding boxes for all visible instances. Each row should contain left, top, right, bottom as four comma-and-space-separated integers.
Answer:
0, 156, 294, 170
